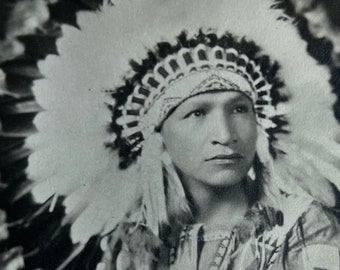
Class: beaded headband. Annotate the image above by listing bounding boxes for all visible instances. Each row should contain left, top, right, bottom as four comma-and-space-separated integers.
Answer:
116, 43, 279, 153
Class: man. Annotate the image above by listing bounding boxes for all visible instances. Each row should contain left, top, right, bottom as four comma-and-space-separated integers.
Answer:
102, 31, 340, 269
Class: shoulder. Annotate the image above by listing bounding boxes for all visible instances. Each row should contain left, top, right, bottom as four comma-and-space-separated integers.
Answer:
289, 202, 340, 247
99, 222, 162, 270
282, 202, 340, 270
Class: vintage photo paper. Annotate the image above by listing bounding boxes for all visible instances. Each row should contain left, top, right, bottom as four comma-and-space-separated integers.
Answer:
0, 0, 339, 269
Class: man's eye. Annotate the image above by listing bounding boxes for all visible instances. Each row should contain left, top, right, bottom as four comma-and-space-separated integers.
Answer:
186, 109, 205, 118
233, 105, 249, 113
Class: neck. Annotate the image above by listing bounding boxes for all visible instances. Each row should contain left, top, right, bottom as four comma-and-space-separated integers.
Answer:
182, 177, 248, 229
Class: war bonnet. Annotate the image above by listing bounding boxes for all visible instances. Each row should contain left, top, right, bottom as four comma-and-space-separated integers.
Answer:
28, 0, 340, 245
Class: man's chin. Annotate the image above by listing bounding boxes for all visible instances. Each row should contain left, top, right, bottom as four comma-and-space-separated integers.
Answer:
202, 171, 245, 188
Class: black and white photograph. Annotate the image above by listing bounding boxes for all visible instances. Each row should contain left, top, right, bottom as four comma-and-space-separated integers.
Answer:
0, 0, 340, 269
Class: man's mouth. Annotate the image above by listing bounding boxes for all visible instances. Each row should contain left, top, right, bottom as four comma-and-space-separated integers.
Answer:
205, 153, 244, 164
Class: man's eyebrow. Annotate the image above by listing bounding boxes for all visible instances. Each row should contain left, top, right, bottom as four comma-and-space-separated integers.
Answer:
223, 94, 251, 104
177, 100, 211, 111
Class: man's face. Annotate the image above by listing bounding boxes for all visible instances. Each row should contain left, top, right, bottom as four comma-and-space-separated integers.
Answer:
161, 91, 257, 188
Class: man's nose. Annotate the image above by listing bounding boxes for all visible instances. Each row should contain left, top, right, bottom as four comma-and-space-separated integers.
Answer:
210, 113, 237, 146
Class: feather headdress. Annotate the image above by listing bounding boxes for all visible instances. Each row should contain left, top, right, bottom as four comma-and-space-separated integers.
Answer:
23, 0, 340, 266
